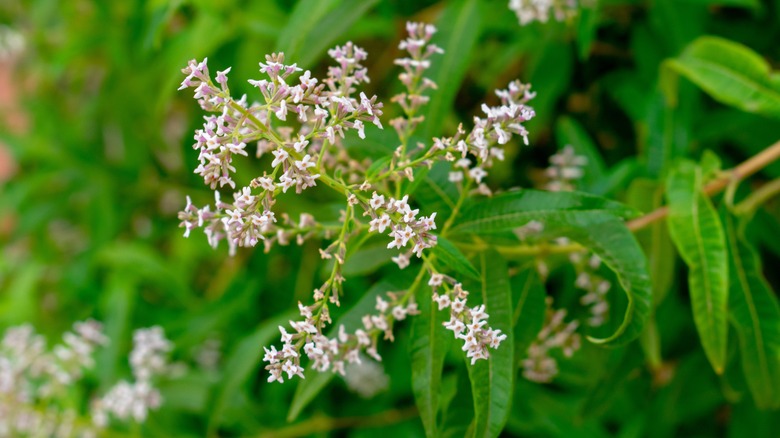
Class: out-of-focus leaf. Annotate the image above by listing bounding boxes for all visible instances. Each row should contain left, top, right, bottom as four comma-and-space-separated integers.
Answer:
274, 0, 338, 63
662, 36, 780, 118
467, 250, 513, 438
580, 345, 644, 418
524, 38, 573, 134
555, 116, 606, 190
343, 240, 393, 276
722, 209, 780, 409
294, 0, 380, 69
432, 236, 480, 280
0, 263, 42, 326
420, 0, 482, 139
440, 369, 476, 438
680, 0, 760, 9
627, 178, 676, 367
97, 272, 136, 389
592, 158, 642, 197
665, 160, 728, 373
96, 242, 192, 306
411, 272, 450, 437
575, 5, 599, 60
208, 312, 294, 432
510, 267, 546, 366
644, 88, 695, 177
638, 317, 662, 369
416, 162, 460, 219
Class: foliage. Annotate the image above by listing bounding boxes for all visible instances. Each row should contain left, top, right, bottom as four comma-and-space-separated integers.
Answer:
1, 0, 780, 437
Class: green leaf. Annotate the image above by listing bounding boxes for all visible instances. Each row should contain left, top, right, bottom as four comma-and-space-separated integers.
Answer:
467, 250, 514, 438
662, 36, 780, 118
274, 0, 338, 62
97, 272, 136, 389
416, 162, 460, 219
420, 0, 482, 139
555, 116, 606, 190
456, 201, 651, 347
295, 0, 380, 69
208, 312, 294, 432
510, 267, 546, 366
451, 189, 639, 234
432, 236, 481, 280
722, 209, 780, 409
575, 5, 599, 60
410, 275, 451, 437
665, 160, 728, 373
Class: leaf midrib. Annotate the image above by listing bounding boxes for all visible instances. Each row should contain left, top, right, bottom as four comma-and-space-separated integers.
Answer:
690, 173, 721, 366
726, 215, 771, 391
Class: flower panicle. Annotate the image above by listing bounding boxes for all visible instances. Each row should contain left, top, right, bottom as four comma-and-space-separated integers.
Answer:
262, 293, 420, 383
429, 273, 508, 365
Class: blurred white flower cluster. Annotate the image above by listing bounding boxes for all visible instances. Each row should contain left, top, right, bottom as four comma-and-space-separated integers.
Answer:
545, 145, 587, 192
522, 297, 581, 383
509, 0, 585, 26
91, 326, 173, 426
571, 252, 611, 327
0, 25, 24, 60
0, 321, 173, 437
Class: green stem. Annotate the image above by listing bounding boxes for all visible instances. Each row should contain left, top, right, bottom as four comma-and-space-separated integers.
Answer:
441, 179, 473, 236
733, 177, 780, 216
456, 240, 584, 258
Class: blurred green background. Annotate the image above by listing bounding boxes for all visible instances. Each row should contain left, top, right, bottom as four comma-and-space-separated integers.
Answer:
1, 0, 780, 436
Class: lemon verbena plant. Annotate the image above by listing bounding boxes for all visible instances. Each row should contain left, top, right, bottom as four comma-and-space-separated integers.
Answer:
177, 22, 538, 383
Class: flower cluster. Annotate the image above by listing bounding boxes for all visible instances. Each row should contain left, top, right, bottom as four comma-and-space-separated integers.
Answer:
92, 326, 172, 426
179, 22, 527, 385
508, 0, 584, 26
545, 145, 587, 191
343, 356, 389, 399
522, 297, 581, 383
0, 322, 106, 437
0, 321, 175, 437
426, 80, 536, 192
263, 293, 419, 383
366, 192, 438, 265
390, 22, 443, 141
571, 252, 611, 327
178, 45, 383, 254
429, 274, 508, 364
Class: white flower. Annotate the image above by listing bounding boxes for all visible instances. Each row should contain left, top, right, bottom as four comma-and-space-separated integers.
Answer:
428, 273, 444, 287
295, 154, 316, 171
369, 192, 385, 210
293, 135, 309, 153
271, 149, 289, 168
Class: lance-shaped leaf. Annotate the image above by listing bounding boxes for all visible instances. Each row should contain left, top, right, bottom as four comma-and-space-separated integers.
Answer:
410, 275, 451, 437
662, 36, 780, 118
665, 160, 728, 373
467, 250, 514, 438
452, 193, 651, 347
433, 236, 481, 280
451, 189, 639, 234
510, 267, 546, 365
722, 208, 780, 409
420, 0, 482, 139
